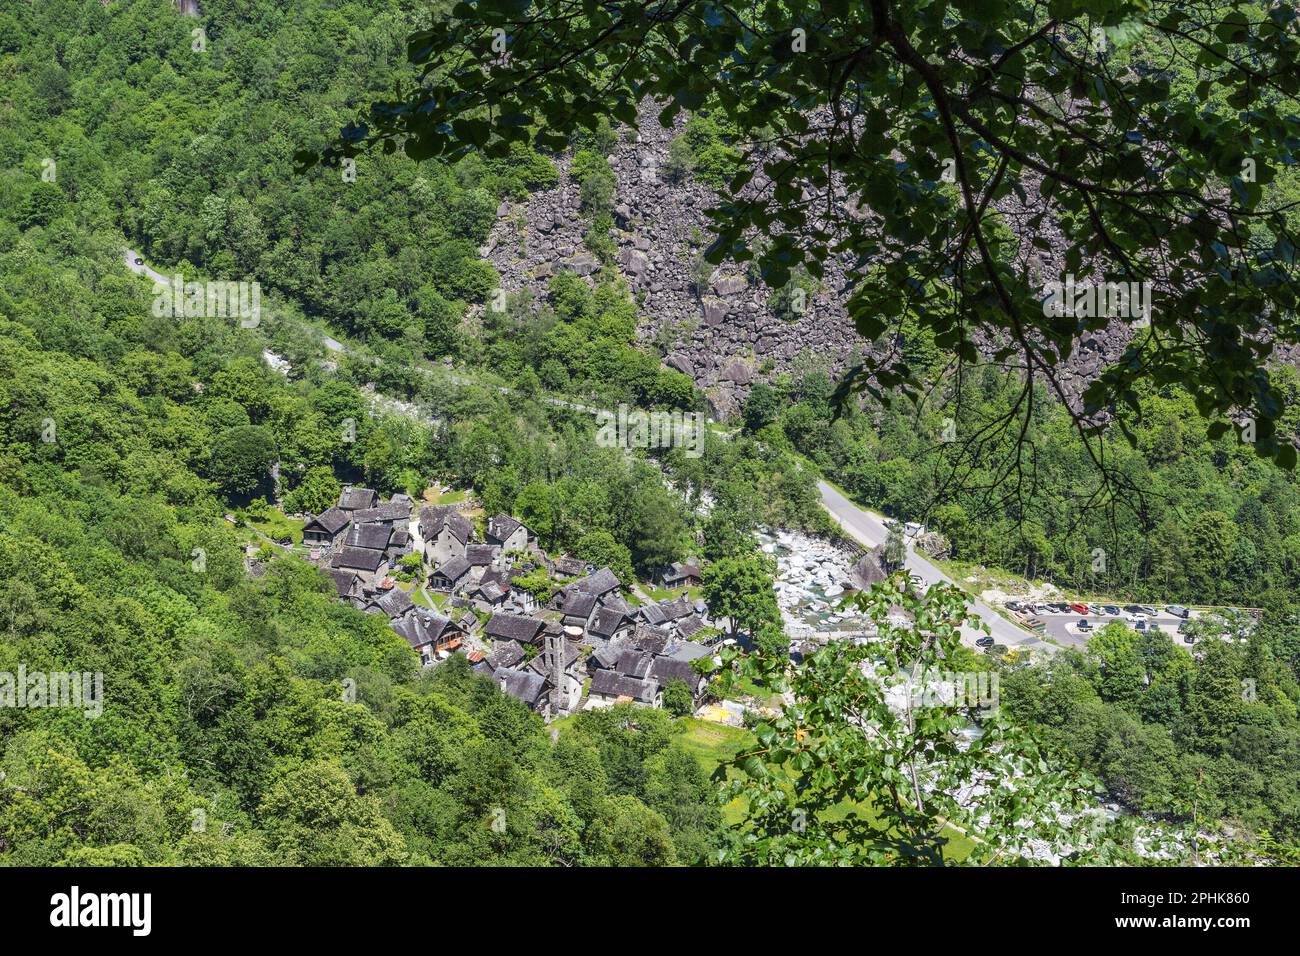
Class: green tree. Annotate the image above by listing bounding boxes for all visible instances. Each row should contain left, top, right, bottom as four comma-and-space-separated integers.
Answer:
701, 555, 781, 642
206, 425, 278, 500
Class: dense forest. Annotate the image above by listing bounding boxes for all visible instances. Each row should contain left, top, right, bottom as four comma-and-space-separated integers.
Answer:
5, 0, 1300, 864
0, 0, 842, 865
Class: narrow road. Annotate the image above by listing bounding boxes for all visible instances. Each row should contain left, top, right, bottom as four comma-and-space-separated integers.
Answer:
124, 247, 168, 286
816, 480, 1055, 654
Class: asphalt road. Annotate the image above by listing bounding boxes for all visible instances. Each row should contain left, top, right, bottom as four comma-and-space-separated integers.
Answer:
124, 247, 167, 286
817, 480, 1055, 654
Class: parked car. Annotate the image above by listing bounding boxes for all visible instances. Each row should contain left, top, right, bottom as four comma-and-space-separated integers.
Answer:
1177, 620, 1190, 634
1123, 604, 1143, 614
1005, 601, 1023, 612
1047, 603, 1068, 613
1101, 605, 1121, 616
975, 636, 995, 648
1076, 619, 1091, 632
1069, 602, 1090, 614
1125, 613, 1147, 625
133, 256, 143, 265
1183, 634, 1195, 644
1166, 605, 1190, 618
1136, 605, 1157, 616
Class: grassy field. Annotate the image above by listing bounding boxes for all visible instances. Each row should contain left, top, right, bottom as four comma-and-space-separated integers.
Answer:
674, 718, 977, 860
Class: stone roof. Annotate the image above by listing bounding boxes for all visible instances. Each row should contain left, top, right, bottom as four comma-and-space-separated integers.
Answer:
551, 587, 598, 619
486, 640, 527, 671
329, 568, 360, 597
589, 670, 658, 703
351, 500, 413, 524
492, 667, 547, 707
306, 507, 351, 535
486, 513, 523, 543
575, 566, 621, 596
331, 546, 386, 572
589, 606, 630, 639
338, 486, 379, 511
346, 522, 392, 551
433, 556, 471, 582
484, 612, 545, 645
375, 586, 414, 619
676, 615, 706, 639
651, 656, 701, 689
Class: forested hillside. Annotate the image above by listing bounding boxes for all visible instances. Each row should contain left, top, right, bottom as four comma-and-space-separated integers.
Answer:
0, 0, 794, 866
6, 0, 1300, 866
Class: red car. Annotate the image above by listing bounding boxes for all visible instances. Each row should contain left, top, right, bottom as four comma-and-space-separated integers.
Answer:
1069, 602, 1090, 614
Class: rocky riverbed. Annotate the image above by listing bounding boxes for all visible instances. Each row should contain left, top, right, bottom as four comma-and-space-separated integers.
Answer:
760, 528, 872, 633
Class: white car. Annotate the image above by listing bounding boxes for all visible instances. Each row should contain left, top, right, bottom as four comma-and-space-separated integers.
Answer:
1125, 613, 1147, 625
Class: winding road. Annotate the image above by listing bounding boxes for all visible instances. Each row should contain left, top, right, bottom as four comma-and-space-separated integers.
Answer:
817, 480, 1055, 654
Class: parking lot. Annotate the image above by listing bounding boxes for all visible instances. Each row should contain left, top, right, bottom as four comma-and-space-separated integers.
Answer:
1005, 603, 1197, 648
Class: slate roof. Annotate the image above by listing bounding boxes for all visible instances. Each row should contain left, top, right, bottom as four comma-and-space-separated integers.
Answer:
329, 568, 360, 598
399, 608, 457, 649
551, 556, 591, 577
432, 556, 471, 583
663, 561, 702, 582
575, 566, 621, 596
306, 507, 351, 535
665, 639, 711, 662
630, 624, 671, 656
346, 522, 392, 551
676, 615, 706, 639
616, 648, 655, 679
351, 500, 413, 524
466, 544, 499, 566
638, 603, 668, 626
478, 582, 507, 604
484, 613, 545, 644
392, 616, 424, 649
478, 568, 509, 588
419, 506, 471, 542
602, 594, 632, 616
492, 667, 547, 707
444, 512, 474, 544
332, 546, 387, 572
486, 514, 522, 543
551, 587, 598, 619
524, 641, 580, 675
589, 644, 622, 670
651, 656, 701, 689
418, 505, 452, 539
589, 670, 658, 703
659, 595, 695, 621
589, 606, 630, 639
486, 640, 527, 671
339, 486, 379, 511
375, 587, 414, 619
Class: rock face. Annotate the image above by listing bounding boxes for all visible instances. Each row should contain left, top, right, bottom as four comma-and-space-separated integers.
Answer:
483, 104, 863, 417
483, 101, 1254, 419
